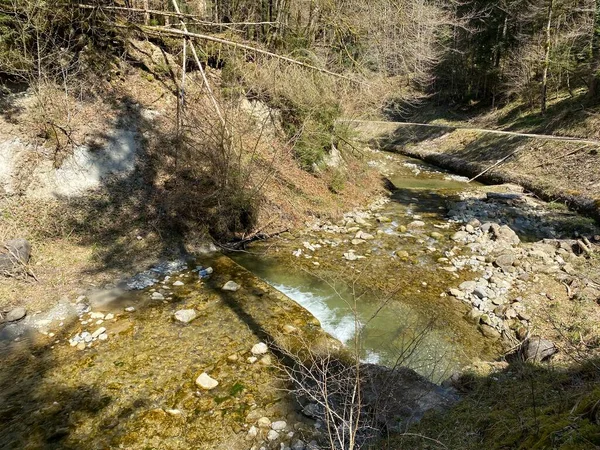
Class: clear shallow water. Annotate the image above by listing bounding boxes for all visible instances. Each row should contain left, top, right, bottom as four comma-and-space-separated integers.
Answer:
232, 156, 491, 382
233, 251, 467, 382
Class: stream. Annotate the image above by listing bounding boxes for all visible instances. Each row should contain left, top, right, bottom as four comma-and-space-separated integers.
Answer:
4, 148, 592, 449
232, 155, 496, 382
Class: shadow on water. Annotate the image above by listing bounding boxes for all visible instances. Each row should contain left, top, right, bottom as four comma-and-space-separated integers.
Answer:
377, 130, 598, 242
0, 327, 135, 449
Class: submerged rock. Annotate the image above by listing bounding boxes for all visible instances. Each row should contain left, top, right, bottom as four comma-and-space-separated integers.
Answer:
407, 220, 425, 229
271, 420, 287, 431
222, 281, 240, 292
195, 372, 219, 390
174, 309, 197, 323
251, 342, 268, 355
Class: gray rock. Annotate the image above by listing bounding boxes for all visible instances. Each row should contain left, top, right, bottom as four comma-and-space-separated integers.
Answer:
151, 292, 165, 300
479, 324, 501, 339
490, 224, 520, 245
494, 254, 516, 269
5, 307, 26, 322
468, 218, 481, 228
174, 309, 197, 323
459, 281, 477, 292
222, 281, 240, 291
523, 336, 557, 362
0, 238, 31, 272
271, 420, 287, 431
267, 430, 279, 441
251, 342, 268, 355
451, 231, 469, 241
449, 288, 464, 298
562, 263, 577, 275
473, 287, 489, 299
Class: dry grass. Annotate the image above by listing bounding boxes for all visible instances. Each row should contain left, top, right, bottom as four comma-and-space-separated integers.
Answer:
0, 39, 384, 314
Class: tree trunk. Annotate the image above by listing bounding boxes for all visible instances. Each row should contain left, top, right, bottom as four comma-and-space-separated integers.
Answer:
588, 0, 600, 98
541, 0, 554, 114
143, 0, 150, 25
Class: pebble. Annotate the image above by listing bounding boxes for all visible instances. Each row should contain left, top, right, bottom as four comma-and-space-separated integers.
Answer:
104, 313, 115, 320
195, 373, 219, 390
98, 333, 108, 341
76, 342, 86, 351
257, 417, 271, 428
252, 342, 268, 355
125, 307, 135, 312
151, 292, 165, 300
174, 309, 198, 323
271, 420, 287, 431
173, 281, 185, 286
89, 312, 105, 320
248, 356, 258, 364
267, 430, 280, 441
248, 425, 259, 438
222, 281, 240, 292
92, 327, 107, 338
260, 355, 272, 365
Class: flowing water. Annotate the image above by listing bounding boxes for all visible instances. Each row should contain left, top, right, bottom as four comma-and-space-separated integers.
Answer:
0, 153, 504, 449
232, 156, 500, 382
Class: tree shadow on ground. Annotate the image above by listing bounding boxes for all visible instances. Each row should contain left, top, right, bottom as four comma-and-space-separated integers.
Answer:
376, 124, 454, 149
384, 356, 600, 449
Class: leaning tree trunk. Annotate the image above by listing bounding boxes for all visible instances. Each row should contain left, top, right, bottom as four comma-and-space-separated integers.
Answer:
588, 0, 600, 98
541, 0, 554, 114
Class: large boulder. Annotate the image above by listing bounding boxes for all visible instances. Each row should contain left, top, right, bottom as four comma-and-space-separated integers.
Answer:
0, 238, 31, 272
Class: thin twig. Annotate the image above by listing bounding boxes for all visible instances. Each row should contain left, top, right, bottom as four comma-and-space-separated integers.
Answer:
137, 25, 367, 85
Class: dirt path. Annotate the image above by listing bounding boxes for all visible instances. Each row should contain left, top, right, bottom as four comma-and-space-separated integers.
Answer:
342, 119, 600, 146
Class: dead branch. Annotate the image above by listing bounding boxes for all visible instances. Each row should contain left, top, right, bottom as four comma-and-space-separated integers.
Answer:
468, 149, 520, 182
137, 25, 367, 85
171, 0, 225, 127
